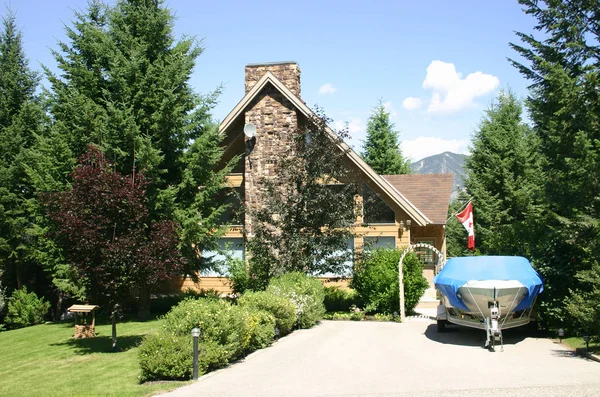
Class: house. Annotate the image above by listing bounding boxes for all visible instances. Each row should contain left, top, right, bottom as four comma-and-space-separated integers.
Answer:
172, 62, 454, 303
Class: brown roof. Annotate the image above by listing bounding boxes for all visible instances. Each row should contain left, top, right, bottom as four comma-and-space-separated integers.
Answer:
383, 174, 454, 224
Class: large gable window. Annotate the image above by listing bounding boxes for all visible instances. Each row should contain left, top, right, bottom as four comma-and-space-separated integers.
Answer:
362, 184, 395, 224
217, 186, 244, 226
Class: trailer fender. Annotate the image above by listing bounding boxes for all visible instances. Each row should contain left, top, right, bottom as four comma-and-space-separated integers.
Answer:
436, 302, 447, 320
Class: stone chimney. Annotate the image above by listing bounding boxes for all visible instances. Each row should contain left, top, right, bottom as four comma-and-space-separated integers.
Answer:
245, 61, 301, 97
243, 62, 301, 236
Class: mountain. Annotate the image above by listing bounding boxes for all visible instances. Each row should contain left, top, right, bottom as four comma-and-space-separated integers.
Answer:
411, 152, 468, 195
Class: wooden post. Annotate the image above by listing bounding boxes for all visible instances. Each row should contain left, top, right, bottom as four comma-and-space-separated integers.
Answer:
399, 258, 405, 322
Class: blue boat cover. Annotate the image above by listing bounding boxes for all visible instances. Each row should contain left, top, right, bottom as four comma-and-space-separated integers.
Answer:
433, 256, 544, 312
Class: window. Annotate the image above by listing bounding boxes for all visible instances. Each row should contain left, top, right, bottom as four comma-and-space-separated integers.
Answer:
217, 186, 244, 226
201, 238, 244, 276
320, 184, 356, 226
362, 184, 395, 224
363, 236, 396, 250
415, 238, 436, 265
319, 238, 355, 277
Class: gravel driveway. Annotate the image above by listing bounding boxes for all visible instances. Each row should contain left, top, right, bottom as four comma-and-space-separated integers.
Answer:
159, 318, 599, 397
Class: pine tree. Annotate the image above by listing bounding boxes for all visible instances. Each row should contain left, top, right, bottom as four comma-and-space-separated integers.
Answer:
46, 0, 232, 275
510, 0, 600, 329
464, 90, 543, 257
446, 194, 479, 258
0, 10, 46, 292
361, 102, 411, 175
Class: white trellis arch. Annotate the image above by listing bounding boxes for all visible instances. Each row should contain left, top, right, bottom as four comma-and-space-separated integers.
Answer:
398, 243, 445, 321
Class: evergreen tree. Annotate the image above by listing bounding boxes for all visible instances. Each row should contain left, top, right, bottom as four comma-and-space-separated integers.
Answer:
46, 0, 232, 275
445, 194, 479, 258
464, 90, 543, 257
246, 108, 359, 289
0, 10, 46, 292
510, 0, 600, 329
361, 102, 411, 174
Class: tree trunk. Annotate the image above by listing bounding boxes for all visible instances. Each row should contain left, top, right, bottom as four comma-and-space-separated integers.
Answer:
137, 288, 151, 320
54, 293, 63, 322
111, 304, 118, 352
11, 257, 23, 290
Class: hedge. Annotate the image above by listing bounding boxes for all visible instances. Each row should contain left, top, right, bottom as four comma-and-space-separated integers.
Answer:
351, 248, 428, 314
266, 272, 325, 329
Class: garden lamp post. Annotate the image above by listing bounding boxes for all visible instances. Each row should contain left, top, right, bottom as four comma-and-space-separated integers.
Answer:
558, 328, 564, 343
191, 327, 201, 380
583, 335, 591, 351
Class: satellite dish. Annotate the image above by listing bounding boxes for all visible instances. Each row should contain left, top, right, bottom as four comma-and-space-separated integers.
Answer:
244, 123, 256, 138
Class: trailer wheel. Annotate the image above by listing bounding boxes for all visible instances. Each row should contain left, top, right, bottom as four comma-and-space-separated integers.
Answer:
437, 319, 446, 332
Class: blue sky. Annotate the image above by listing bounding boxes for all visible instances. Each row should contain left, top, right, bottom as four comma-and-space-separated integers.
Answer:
5, 0, 536, 161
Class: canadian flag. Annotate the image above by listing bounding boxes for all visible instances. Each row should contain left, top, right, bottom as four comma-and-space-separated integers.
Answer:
456, 202, 475, 250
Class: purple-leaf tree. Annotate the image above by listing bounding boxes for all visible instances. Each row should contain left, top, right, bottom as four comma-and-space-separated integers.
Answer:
43, 146, 184, 351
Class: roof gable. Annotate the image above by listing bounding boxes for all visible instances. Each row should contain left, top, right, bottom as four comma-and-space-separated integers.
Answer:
219, 72, 431, 226
383, 174, 454, 224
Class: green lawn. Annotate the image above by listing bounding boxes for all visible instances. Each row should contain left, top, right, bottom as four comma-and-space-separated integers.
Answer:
0, 319, 189, 397
562, 336, 600, 354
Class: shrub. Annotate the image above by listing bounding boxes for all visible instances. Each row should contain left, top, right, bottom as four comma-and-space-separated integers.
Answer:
351, 248, 428, 315
227, 258, 251, 294
161, 298, 237, 343
138, 334, 229, 382
5, 287, 50, 329
147, 289, 224, 316
328, 308, 364, 321
323, 286, 361, 312
231, 306, 275, 354
266, 272, 325, 329
402, 252, 430, 313
331, 312, 352, 320
373, 313, 396, 322
139, 333, 192, 381
238, 291, 296, 335
140, 296, 277, 381
565, 262, 600, 341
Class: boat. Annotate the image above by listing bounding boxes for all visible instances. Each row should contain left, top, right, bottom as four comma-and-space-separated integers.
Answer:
433, 256, 544, 351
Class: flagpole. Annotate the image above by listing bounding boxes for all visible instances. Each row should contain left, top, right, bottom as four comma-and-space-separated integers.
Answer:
446, 199, 472, 223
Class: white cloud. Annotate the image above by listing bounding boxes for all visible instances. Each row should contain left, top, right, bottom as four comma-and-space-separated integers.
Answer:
383, 101, 398, 117
334, 118, 365, 136
402, 97, 422, 111
318, 83, 337, 95
421, 60, 499, 114
401, 137, 469, 162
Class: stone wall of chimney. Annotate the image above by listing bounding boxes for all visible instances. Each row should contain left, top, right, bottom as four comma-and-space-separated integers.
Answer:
245, 62, 301, 97
243, 64, 301, 235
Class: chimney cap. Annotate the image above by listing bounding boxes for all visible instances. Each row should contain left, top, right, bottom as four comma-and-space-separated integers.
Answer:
245, 61, 298, 67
